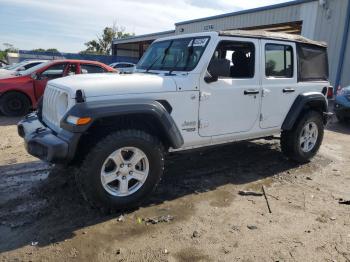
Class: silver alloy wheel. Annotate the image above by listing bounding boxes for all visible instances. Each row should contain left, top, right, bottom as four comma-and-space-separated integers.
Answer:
299, 121, 318, 153
100, 147, 149, 197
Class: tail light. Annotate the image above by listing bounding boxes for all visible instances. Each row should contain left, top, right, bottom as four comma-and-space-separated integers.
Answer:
327, 86, 334, 99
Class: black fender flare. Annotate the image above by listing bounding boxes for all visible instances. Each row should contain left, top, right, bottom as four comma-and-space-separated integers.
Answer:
60, 99, 184, 149
282, 92, 328, 130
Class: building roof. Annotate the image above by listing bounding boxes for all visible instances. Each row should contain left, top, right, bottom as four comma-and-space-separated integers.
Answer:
113, 30, 175, 44
220, 30, 327, 47
175, 0, 316, 26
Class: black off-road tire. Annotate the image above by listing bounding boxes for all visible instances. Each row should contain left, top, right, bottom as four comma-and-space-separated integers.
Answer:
75, 129, 164, 212
281, 110, 324, 163
0, 92, 31, 116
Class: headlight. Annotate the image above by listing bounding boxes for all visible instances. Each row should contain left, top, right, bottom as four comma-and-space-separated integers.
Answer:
56, 92, 68, 120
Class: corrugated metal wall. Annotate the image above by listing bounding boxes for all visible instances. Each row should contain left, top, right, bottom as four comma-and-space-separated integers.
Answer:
175, 0, 349, 87
175, 4, 303, 34
340, 24, 350, 87
299, 1, 318, 38
313, 0, 349, 87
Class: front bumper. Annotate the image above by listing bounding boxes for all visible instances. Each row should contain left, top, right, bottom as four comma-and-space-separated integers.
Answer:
18, 113, 80, 163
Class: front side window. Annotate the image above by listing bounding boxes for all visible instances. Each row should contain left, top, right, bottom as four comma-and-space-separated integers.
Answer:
80, 64, 106, 74
211, 41, 255, 78
137, 37, 210, 72
265, 44, 293, 78
41, 63, 67, 79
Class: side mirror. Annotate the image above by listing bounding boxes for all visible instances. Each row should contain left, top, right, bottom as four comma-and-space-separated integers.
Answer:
31, 73, 38, 80
17, 67, 26, 71
205, 58, 231, 83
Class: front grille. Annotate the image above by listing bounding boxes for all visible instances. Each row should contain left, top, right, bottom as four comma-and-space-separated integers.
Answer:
42, 85, 67, 131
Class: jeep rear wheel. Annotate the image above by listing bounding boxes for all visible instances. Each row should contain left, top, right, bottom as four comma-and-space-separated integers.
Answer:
76, 130, 164, 212
281, 110, 324, 163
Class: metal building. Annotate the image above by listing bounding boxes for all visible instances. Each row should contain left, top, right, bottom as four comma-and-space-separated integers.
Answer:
112, 0, 350, 88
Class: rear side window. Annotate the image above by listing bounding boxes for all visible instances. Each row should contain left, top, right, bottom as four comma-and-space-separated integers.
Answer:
297, 44, 328, 81
265, 44, 293, 78
80, 64, 106, 74
24, 62, 41, 70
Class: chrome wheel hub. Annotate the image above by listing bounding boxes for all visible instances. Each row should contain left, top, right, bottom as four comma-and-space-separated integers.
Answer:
299, 122, 318, 153
100, 147, 149, 197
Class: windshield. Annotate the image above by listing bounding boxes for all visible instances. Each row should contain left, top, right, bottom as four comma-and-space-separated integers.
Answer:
137, 36, 210, 72
18, 61, 51, 76
5, 62, 24, 70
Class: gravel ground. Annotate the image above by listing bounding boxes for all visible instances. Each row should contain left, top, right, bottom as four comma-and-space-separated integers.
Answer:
0, 115, 349, 262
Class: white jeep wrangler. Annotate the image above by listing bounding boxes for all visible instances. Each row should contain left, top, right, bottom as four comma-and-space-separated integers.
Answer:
18, 30, 332, 210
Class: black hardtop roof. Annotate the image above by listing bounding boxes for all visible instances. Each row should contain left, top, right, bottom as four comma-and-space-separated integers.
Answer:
219, 30, 327, 47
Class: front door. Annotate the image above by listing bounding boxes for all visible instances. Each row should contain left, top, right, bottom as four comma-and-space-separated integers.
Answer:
33, 63, 69, 100
260, 40, 298, 128
199, 38, 261, 137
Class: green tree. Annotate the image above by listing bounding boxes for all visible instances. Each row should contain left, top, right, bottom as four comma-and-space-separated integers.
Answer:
0, 43, 18, 64
3, 43, 18, 53
46, 48, 59, 53
32, 48, 46, 52
32, 48, 59, 53
0, 51, 6, 61
82, 24, 134, 55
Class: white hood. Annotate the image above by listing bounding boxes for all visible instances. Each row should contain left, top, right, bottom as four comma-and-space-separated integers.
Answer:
49, 73, 178, 98
0, 69, 15, 77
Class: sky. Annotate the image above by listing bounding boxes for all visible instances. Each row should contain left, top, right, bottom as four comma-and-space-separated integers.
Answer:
0, 0, 293, 53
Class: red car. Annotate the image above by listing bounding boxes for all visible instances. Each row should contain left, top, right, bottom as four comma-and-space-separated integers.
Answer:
0, 59, 116, 116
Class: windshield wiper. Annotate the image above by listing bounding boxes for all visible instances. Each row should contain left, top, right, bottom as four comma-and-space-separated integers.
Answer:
145, 41, 173, 73
168, 39, 194, 75
145, 55, 163, 73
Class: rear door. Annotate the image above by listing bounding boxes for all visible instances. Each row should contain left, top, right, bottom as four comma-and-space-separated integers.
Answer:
33, 62, 69, 99
260, 40, 298, 128
79, 63, 106, 74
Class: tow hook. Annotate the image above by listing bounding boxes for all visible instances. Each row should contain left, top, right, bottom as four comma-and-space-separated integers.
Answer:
35, 127, 46, 134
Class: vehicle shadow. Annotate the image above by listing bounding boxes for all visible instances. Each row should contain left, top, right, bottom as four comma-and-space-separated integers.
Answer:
0, 115, 22, 126
0, 140, 304, 253
326, 116, 350, 135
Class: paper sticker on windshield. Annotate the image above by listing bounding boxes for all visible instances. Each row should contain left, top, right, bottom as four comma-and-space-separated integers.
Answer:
191, 38, 208, 47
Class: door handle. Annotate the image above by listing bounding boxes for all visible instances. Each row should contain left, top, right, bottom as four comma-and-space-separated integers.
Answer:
283, 88, 295, 93
244, 89, 260, 95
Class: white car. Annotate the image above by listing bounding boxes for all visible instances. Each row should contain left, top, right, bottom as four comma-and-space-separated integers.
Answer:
19, 30, 332, 211
109, 62, 136, 73
0, 61, 8, 68
0, 60, 48, 77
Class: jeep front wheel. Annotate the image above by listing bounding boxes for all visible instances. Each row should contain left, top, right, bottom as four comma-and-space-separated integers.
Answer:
76, 130, 164, 211
281, 111, 324, 163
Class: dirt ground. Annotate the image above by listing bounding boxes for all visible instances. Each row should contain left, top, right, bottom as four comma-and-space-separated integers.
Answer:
0, 115, 349, 262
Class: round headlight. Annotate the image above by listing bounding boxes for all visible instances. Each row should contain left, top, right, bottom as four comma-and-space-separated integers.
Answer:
56, 92, 68, 120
